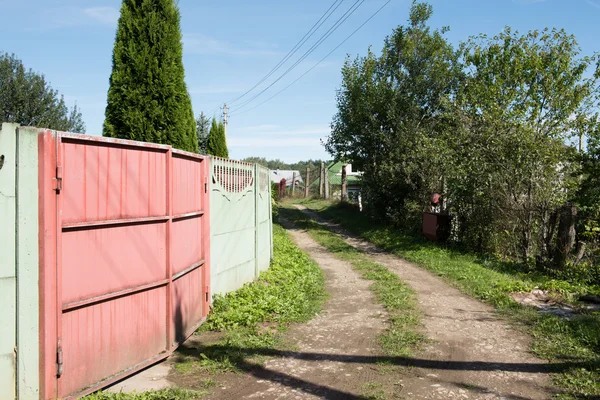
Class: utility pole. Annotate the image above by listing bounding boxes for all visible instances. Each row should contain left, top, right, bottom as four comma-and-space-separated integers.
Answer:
319, 162, 324, 198
292, 172, 296, 196
222, 103, 228, 139
304, 167, 310, 198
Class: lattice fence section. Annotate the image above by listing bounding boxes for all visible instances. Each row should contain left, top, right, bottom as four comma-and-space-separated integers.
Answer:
212, 157, 254, 193
257, 164, 270, 193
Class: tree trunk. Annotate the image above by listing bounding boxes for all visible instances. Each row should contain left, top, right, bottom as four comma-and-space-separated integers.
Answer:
554, 204, 577, 269
574, 241, 586, 266
341, 165, 347, 202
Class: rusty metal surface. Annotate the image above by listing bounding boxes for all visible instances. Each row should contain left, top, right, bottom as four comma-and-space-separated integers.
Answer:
38, 131, 209, 399
423, 212, 438, 241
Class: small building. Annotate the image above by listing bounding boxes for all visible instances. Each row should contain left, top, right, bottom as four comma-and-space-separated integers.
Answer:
270, 169, 303, 187
312, 161, 362, 201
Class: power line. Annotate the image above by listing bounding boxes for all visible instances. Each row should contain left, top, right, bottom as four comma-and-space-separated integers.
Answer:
230, 0, 393, 117
227, 0, 345, 106
231, 0, 364, 112
230, 0, 365, 113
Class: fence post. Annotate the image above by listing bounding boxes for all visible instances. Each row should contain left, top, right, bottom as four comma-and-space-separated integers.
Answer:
324, 164, 330, 200
254, 163, 260, 279
0, 123, 18, 400
268, 169, 273, 258
341, 164, 347, 202
304, 167, 310, 198
15, 127, 41, 399
319, 162, 324, 198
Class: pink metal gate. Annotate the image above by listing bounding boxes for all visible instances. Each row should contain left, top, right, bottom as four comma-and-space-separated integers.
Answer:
38, 131, 210, 399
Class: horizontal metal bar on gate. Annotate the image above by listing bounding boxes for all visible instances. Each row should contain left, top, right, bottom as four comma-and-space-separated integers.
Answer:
172, 210, 205, 221
60, 132, 171, 152
62, 215, 170, 230
62, 279, 170, 311
172, 260, 205, 281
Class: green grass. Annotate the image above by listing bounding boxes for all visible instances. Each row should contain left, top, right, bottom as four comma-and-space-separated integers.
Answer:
280, 207, 425, 358
173, 223, 327, 375
83, 388, 205, 400
360, 382, 387, 400
293, 199, 600, 399
205, 224, 326, 331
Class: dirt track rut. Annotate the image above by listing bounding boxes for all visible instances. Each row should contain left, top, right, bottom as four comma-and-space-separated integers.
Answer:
204, 219, 388, 399
293, 205, 553, 399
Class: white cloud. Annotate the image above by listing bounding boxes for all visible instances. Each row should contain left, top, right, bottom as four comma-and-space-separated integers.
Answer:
234, 124, 329, 136
228, 137, 323, 148
236, 124, 281, 132
183, 34, 281, 56
84, 7, 119, 25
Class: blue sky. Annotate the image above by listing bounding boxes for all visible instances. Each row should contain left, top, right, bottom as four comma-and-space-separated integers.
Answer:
1, 0, 599, 162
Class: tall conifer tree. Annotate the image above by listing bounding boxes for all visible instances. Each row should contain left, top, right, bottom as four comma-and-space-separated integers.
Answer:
103, 0, 197, 152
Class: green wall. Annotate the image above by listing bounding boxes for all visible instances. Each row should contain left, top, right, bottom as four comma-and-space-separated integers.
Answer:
0, 123, 40, 399
210, 158, 273, 296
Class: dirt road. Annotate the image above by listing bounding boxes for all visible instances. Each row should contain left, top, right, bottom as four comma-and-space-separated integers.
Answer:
289, 205, 553, 399
201, 220, 390, 399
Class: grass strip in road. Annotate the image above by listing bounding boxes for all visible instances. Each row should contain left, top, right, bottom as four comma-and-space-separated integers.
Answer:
294, 199, 600, 399
280, 207, 425, 358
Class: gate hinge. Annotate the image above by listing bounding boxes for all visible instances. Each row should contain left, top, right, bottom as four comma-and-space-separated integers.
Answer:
54, 165, 63, 193
204, 177, 208, 194
56, 343, 63, 377
205, 285, 209, 303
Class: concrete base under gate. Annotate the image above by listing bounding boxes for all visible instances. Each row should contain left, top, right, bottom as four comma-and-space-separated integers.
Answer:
107, 362, 172, 393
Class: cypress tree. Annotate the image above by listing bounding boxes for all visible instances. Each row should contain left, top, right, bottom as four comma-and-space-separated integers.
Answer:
103, 0, 197, 153
196, 111, 210, 154
206, 118, 229, 158
219, 121, 229, 158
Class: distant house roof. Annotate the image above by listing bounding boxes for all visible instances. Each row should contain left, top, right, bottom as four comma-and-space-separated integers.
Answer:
270, 170, 304, 186
311, 161, 362, 187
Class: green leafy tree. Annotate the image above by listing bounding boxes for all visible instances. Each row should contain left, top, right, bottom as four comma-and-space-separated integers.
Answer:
453, 28, 599, 260
326, 1, 461, 227
103, 0, 197, 153
326, 0, 600, 267
206, 118, 228, 158
0, 52, 85, 132
196, 111, 210, 154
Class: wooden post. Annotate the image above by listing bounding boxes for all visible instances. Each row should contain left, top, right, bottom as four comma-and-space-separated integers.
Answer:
304, 167, 310, 198
319, 162, 324, 198
324, 165, 329, 200
341, 164, 347, 202
292, 172, 296, 196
